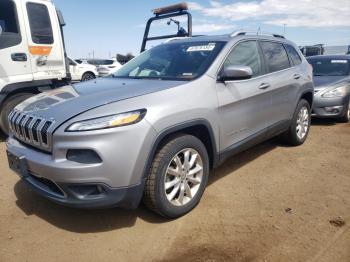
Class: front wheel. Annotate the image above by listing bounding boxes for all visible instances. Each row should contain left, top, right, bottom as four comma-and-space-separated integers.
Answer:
338, 100, 350, 123
0, 93, 34, 135
81, 72, 96, 82
143, 134, 209, 218
281, 99, 311, 146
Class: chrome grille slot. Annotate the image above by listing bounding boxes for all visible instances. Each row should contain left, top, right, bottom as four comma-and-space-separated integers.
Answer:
32, 119, 41, 142
41, 121, 52, 145
24, 117, 33, 139
8, 110, 55, 152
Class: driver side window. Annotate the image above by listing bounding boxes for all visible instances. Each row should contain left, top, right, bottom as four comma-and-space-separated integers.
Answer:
224, 41, 262, 77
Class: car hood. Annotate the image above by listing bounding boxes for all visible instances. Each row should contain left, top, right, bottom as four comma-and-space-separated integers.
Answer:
313, 75, 349, 91
15, 77, 185, 125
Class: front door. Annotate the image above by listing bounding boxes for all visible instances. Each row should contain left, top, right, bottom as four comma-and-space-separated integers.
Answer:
0, 0, 33, 87
22, 0, 66, 81
216, 40, 274, 151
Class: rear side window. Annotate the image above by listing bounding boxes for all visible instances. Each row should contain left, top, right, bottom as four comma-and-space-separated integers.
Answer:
27, 3, 53, 44
285, 44, 302, 66
260, 41, 290, 73
0, 0, 21, 49
224, 40, 262, 77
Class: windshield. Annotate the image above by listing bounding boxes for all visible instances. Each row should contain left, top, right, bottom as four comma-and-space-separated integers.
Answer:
308, 58, 350, 76
113, 41, 225, 81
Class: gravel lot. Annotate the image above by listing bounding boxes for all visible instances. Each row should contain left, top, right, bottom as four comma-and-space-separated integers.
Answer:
0, 120, 349, 262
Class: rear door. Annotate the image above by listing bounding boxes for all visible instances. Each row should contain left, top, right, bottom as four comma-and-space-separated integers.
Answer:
22, 0, 66, 81
259, 41, 299, 122
0, 0, 33, 87
216, 40, 275, 151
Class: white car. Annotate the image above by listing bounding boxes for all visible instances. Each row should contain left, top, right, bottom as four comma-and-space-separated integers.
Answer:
68, 57, 98, 82
96, 59, 122, 77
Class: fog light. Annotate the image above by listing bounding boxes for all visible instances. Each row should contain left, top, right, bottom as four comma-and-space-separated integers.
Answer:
324, 106, 342, 114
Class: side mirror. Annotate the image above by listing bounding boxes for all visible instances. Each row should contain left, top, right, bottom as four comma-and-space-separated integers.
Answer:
219, 65, 253, 81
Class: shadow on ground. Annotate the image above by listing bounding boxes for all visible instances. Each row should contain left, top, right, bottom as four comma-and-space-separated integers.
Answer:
14, 138, 279, 233
311, 117, 338, 126
0, 131, 6, 142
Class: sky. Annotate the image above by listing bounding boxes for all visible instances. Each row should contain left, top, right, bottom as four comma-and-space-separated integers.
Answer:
54, 0, 350, 59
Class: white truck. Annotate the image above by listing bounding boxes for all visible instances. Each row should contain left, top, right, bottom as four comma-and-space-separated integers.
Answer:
0, 0, 70, 134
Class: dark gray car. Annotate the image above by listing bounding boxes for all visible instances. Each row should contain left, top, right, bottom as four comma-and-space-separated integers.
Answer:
6, 32, 314, 218
307, 55, 350, 122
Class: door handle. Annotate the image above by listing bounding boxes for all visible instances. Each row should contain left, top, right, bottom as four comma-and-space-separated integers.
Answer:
259, 83, 270, 89
11, 53, 27, 62
293, 74, 301, 80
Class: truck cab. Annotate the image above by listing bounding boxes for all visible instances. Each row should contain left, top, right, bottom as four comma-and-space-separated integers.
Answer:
0, 0, 69, 134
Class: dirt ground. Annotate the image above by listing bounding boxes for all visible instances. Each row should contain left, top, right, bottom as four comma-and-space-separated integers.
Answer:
0, 119, 349, 262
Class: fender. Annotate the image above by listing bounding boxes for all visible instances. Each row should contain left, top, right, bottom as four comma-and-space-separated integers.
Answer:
142, 119, 219, 180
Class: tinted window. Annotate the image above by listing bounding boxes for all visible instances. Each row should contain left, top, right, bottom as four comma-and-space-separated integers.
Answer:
307, 58, 349, 76
285, 44, 302, 65
114, 41, 225, 81
224, 41, 262, 77
0, 0, 21, 49
260, 41, 290, 73
27, 3, 53, 44
87, 59, 115, 66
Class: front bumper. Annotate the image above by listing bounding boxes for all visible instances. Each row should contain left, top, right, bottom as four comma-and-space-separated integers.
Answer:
6, 119, 157, 208
312, 95, 349, 118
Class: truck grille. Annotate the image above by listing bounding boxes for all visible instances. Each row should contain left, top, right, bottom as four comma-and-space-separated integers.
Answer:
8, 110, 55, 152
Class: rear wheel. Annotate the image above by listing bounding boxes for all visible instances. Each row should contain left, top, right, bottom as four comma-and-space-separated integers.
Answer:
0, 93, 34, 135
338, 100, 350, 123
281, 99, 311, 146
81, 72, 95, 82
143, 134, 209, 218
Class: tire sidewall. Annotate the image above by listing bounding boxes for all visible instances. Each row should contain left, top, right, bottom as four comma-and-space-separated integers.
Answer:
154, 135, 209, 218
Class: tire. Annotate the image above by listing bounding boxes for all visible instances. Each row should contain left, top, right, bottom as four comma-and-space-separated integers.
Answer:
338, 100, 350, 123
0, 93, 34, 135
143, 134, 210, 218
81, 72, 95, 82
281, 99, 311, 146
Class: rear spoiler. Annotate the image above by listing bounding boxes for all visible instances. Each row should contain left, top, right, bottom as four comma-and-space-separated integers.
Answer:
140, 2, 192, 52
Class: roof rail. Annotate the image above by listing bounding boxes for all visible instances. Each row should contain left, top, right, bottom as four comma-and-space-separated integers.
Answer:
230, 30, 285, 39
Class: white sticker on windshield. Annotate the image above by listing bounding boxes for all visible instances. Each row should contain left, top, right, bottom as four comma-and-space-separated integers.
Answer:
331, 60, 348, 63
187, 43, 216, 52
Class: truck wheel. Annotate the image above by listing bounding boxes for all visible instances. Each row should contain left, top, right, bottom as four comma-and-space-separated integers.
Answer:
281, 99, 311, 146
81, 72, 95, 82
338, 100, 350, 123
0, 93, 34, 135
143, 134, 209, 218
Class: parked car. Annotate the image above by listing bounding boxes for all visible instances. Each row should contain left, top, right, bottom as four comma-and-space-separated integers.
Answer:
6, 32, 313, 218
96, 59, 122, 77
68, 57, 98, 82
0, 0, 70, 135
307, 55, 350, 122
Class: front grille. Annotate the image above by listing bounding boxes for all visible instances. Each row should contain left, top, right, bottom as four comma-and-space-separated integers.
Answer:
8, 110, 55, 151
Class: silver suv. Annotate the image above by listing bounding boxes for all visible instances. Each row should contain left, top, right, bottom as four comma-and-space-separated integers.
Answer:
6, 32, 314, 218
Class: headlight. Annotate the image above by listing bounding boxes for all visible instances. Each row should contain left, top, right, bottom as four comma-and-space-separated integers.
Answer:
322, 86, 347, 98
66, 109, 146, 132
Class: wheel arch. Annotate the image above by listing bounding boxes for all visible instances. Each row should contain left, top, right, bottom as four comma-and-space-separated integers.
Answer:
142, 119, 219, 180
300, 90, 314, 108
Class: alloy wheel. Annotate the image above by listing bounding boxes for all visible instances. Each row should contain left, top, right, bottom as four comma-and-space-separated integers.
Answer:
164, 148, 203, 206
296, 106, 309, 140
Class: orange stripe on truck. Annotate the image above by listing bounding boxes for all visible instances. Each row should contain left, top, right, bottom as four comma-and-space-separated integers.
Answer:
29, 46, 52, 55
